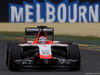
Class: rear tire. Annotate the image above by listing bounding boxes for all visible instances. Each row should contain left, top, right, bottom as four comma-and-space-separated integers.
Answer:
8, 43, 21, 71
68, 45, 81, 71
61, 41, 72, 45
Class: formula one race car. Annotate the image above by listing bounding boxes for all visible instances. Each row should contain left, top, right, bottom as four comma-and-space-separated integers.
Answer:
6, 26, 81, 71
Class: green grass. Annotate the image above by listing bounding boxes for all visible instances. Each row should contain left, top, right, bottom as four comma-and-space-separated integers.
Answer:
0, 32, 25, 36
0, 32, 100, 41
55, 35, 100, 41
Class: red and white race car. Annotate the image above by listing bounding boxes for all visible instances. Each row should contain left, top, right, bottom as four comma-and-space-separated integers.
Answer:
6, 26, 81, 71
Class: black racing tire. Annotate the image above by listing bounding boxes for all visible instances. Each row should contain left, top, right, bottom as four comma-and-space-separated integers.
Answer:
6, 42, 21, 66
68, 45, 81, 71
60, 41, 72, 45
6, 43, 10, 66
8, 43, 21, 71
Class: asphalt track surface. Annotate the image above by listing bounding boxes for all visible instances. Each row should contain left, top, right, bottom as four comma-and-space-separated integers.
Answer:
0, 40, 100, 75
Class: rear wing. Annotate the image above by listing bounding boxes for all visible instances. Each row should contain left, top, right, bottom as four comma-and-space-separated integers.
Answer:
25, 28, 54, 35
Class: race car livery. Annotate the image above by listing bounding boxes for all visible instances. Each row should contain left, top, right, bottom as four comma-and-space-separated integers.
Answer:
6, 26, 81, 71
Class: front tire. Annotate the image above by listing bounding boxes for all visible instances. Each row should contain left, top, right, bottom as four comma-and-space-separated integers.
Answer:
68, 45, 81, 71
6, 43, 10, 66
8, 43, 21, 71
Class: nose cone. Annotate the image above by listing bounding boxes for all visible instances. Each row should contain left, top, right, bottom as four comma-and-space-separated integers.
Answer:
38, 45, 52, 59
40, 55, 52, 59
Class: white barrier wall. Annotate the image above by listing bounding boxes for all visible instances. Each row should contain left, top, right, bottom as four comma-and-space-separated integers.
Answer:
0, 23, 100, 37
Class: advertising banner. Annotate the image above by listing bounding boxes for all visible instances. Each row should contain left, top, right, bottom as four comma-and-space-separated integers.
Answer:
0, 0, 100, 22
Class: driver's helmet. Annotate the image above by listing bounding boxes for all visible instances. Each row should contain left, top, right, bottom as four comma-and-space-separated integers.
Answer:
38, 36, 47, 44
